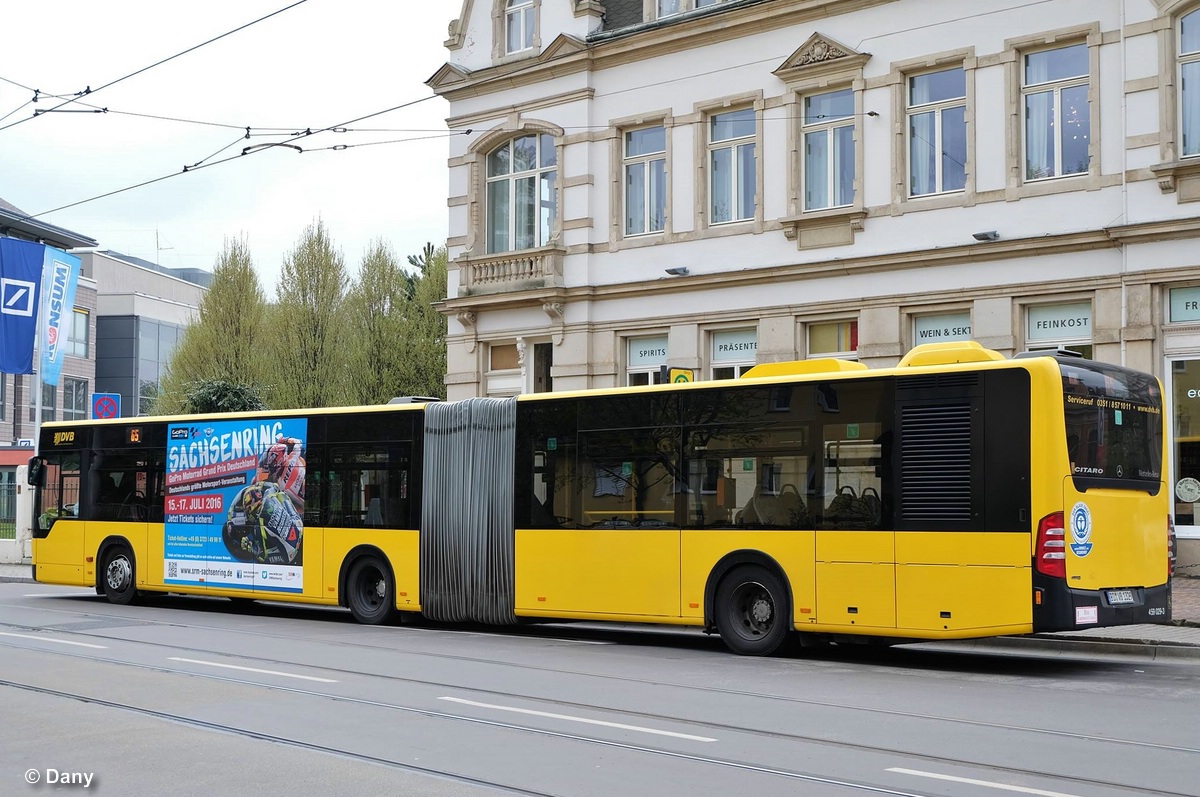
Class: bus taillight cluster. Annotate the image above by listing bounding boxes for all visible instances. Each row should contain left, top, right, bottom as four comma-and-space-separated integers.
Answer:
1036, 512, 1067, 579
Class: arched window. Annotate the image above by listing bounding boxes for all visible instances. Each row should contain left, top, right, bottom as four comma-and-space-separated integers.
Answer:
506, 0, 534, 54
486, 134, 558, 253
1182, 9, 1200, 157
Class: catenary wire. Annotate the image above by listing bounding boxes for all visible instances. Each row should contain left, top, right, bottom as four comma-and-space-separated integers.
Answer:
0, 0, 310, 134
30, 95, 450, 218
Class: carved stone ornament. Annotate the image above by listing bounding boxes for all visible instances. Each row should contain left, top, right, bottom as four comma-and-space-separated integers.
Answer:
795, 38, 849, 66
773, 34, 868, 84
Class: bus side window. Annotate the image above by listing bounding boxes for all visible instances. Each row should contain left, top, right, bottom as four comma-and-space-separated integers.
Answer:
36, 452, 81, 530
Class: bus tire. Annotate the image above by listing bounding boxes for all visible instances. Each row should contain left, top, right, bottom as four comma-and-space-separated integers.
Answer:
346, 555, 396, 625
715, 564, 790, 656
100, 544, 138, 606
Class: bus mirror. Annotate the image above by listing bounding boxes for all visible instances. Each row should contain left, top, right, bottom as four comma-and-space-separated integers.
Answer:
27, 456, 45, 487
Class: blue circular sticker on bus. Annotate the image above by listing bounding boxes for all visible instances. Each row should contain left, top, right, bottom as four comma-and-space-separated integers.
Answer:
1070, 501, 1093, 557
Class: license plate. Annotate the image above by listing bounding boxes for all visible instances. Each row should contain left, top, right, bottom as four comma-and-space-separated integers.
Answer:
1106, 589, 1136, 605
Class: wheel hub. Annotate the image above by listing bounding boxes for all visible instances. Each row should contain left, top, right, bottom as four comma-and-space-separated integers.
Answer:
106, 557, 131, 591
750, 596, 772, 624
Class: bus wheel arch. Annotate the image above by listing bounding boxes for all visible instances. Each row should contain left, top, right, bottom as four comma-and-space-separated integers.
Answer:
97, 537, 139, 605
339, 547, 397, 625
705, 552, 794, 656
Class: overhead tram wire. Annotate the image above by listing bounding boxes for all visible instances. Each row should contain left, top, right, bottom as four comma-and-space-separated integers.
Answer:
19, 36, 621, 222
0, 0, 310, 134
31, 94, 452, 219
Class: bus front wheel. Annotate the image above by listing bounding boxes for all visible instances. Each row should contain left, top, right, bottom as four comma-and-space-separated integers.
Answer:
100, 544, 138, 606
346, 555, 396, 625
715, 564, 791, 656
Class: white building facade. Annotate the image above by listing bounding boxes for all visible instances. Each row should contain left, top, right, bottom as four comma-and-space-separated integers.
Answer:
430, 0, 1200, 562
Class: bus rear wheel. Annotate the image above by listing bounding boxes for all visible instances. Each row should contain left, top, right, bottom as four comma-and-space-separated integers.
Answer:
715, 564, 791, 656
346, 555, 396, 625
100, 544, 138, 606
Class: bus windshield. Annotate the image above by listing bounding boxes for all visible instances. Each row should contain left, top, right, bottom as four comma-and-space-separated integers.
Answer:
1061, 360, 1163, 490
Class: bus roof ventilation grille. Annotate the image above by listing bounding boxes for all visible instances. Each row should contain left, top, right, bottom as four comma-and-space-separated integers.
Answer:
897, 373, 979, 392
899, 403, 972, 521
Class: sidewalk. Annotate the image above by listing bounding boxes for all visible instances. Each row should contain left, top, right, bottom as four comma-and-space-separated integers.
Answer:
2, 561, 1197, 655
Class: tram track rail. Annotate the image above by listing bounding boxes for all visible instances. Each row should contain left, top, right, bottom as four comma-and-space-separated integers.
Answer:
0, 626, 1195, 797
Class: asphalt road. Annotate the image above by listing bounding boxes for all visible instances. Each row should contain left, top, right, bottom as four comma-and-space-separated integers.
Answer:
1, 583, 1197, 797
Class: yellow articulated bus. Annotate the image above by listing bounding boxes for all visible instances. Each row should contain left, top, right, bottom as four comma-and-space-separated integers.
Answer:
28, 341, 1173, 655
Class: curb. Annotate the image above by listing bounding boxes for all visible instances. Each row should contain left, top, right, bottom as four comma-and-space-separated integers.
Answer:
918, 635, 1200, 662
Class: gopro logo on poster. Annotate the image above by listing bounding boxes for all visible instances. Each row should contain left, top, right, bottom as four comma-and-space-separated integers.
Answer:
170, 428, 190, 440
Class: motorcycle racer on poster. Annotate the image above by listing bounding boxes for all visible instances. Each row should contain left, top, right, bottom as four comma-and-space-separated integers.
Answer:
222, 481, 303, 565
258, 435, 305, 510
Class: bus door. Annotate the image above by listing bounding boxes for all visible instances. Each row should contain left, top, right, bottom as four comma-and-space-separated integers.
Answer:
91, 449, 156, 584
31, 447, 85, 585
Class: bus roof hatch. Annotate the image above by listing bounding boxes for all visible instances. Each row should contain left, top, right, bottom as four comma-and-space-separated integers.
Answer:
741, 358, 869, 378
898, 340, 1006, 367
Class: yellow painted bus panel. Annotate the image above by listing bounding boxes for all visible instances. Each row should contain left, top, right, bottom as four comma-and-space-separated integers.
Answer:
1062, 482, 1169, 590
816, 530, 894, 563
78, 520, 150, 588
516, 529, 679, 618
896, 564, 1031, 631
33, 561, 85, 586
815, 562, 896, 628
679, 530, 816, 620
32, 520, 85, 586
141, 524, 166, 587
319, 527, 420, 610
895, 532, 1030, 567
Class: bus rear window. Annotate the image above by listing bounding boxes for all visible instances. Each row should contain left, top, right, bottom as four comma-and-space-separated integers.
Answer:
1061, 361, 1163, 489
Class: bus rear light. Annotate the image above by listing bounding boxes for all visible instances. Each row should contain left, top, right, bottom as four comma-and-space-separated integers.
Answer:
1168, 515, 1177, 578
1036, 512, 1067, 579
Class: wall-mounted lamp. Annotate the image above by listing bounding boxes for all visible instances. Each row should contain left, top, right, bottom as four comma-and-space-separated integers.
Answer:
972, 231, 1000, 242
664, 266, 690, 276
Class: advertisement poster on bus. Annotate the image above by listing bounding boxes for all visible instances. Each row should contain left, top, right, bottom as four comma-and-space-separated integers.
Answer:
163, 418, 307, 593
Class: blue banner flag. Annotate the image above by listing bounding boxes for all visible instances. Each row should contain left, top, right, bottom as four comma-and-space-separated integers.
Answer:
0, 238, 46, 374
40, 246, 81, 387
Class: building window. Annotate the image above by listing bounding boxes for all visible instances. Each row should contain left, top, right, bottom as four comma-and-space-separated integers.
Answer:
0, 376, 5, 421
624, 126, 667, 236
709, 108, 756, 224
627, 335, 668, 386
1023, 44, 1090, 180
913, 312, 972, 346
1026, 301, 1092, 358
1182, 10, 1200, 158
486, 134, 558, 253
63, 377, 88, 421
1170, 358, 1200, 532
803, 89, 855, 210
505, 0, 534, 54
711, 329, 757, 379
66, 309, 88, 358
908, 67, 967, 196
809, 320, 858, 359
658, 0, 722, 18
29, 379, 55, 423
